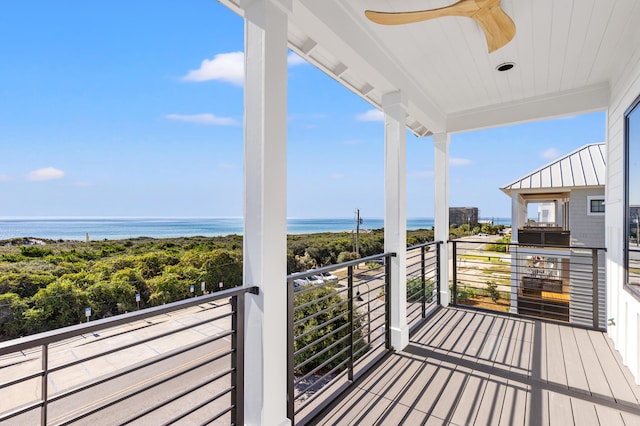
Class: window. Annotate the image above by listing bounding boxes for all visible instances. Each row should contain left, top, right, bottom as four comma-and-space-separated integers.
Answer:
625, 94, 640, 297
588, 197, 605, 215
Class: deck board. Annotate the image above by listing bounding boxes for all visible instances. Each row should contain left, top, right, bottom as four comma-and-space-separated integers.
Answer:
594, 405, 625, 426
311, 308, 640, 426
474, 374, 508, 425
603, 334, 640, 404
559, 325, 590, 394
450, 369, 489, 426
498, 381, 528, 425
587, 329, 640, 408
544, 323, 568, 388
572, 328, 615, 402
547, 392, 573, 426
571, 398, 600, 426
525, 385, 549, 426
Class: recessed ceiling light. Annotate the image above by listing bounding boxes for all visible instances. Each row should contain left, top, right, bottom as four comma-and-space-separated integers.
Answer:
496, 62, 515, 72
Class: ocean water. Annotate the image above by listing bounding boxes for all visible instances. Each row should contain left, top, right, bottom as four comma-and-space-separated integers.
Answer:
0, 217, 510, 241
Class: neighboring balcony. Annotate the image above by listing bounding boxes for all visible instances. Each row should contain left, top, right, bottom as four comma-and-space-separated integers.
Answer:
518, 223, 571, 247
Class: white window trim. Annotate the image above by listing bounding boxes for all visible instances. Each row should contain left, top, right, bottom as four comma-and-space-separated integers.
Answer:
587, 195, 605, 216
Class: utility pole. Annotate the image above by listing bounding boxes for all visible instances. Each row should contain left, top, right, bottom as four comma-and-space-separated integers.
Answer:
355, 208, 363, 256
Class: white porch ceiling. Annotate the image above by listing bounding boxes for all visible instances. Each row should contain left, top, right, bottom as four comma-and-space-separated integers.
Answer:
220, 0, 640, 136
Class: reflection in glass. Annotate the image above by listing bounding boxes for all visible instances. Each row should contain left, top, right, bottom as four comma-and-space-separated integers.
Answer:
626, 98, 640, 291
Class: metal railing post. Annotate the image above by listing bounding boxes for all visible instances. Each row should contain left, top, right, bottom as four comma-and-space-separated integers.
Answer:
421, 246, 426, 318
436, 243, 441, 306
452, 241, 458, 306
384, 255, 391, 349
592, 248, 600, 330
286, 280, 295, 423
347, 265, 354, 382
41, 343, 48, 426
230, 295, 244, 426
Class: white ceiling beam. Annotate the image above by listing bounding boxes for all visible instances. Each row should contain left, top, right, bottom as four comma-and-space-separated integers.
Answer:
295, 0, 447, 133
446, 83, 610, 134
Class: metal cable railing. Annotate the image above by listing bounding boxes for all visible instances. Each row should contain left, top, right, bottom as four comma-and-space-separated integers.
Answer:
405, 241, 442, 331
0, 286, 258, 425
450, 239, 605, 330
287, 253, 393, 425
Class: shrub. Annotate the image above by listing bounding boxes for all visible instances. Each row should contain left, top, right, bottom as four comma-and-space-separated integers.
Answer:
20, 246, 53, 258
487, 281, 500, 302
486, 236, 511, 253
337, 251, 360, 264
293, 286, 366, 375
457, 288, 470, 302
407, 277, 432, 301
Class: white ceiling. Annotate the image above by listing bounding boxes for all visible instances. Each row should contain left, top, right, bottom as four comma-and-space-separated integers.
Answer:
221, 0, 640, 136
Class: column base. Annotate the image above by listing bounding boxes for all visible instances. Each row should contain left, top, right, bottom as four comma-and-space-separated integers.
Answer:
390, 324, 409, 350
440, 291, 450, 307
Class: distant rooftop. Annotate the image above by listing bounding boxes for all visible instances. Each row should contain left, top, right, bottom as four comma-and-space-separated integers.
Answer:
501, 143, 606, 194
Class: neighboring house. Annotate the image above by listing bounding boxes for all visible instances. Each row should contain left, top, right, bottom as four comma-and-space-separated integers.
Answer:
501, 143, 606, 327
449, 207, 478, 228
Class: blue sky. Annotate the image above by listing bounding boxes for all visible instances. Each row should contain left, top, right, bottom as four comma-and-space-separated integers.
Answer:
0, 1, 606, 219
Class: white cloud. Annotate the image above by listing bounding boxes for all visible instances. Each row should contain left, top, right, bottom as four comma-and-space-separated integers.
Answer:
541, 148, 560, 159
288, 51, 306, 66
182, 51, 244, 85
28, 167, 64, 181
409, 170, 434, 179
182, 50, 306, 86
356, 109, 384, 122
329, 173, 345, 180
72, 181, 94, 187
218, 163, 236, 170
450, 157, 472, 166
0, 174, 13, 182
165, 113, 239, 126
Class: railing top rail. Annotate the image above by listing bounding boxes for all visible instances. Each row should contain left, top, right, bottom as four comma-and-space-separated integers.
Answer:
287, 252, 396, 280
447, 239, 607, 251
0, 285, 259, 355
406, 240, 443, 251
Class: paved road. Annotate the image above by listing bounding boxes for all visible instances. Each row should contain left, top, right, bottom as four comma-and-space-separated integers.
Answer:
1, 302, 235, 425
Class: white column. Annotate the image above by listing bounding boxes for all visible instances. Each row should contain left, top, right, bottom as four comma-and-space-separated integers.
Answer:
510, 193, 526, 313
242, 0, 291, 424
383, 91, 408, 350
433, 133, 450, 306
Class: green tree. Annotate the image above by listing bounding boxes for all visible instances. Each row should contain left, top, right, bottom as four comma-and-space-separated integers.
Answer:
293, 287, 365, 374
23, 280, 90, 334
337, 251, 360, 263
87, 275, 137, 317
180, 249, 242, 291
147, 272, 190, 306
0, 293, 28, 339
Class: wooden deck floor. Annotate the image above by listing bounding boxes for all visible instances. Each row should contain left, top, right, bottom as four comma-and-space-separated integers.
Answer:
312, 308, 640, 425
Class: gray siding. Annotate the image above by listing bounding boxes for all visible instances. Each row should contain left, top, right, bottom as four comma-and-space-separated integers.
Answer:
569, 189, 606, 328
569, 188, 605, 247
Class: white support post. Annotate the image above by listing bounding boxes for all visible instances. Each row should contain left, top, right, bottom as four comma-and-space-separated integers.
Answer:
433, 133, 450, 306
242, 0, 291, 424
510, 193, 526, 313
383, 91, 408, 350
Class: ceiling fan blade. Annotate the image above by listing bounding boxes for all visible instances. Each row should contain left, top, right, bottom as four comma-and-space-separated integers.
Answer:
365, 0, 479, 26
365, 0, 515, 53
472, 6, 516, 52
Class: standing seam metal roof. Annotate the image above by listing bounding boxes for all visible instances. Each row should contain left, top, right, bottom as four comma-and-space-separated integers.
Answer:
501, 143, 606, 193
